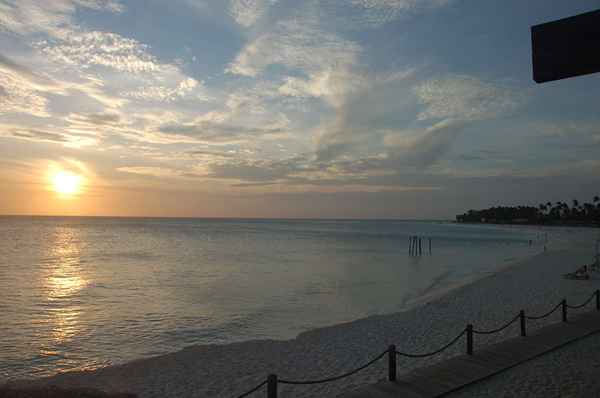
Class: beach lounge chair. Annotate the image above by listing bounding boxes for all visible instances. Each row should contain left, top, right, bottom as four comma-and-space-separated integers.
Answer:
564, 265, 591, 280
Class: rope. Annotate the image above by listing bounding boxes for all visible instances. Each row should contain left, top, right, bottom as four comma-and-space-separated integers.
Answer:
395, 328, 467, 358
234, 291, 598, 394
473, 313, 520, 335
234, 379, 267, 398
278, 349, 387, 385
525, 301, 563, 320
566, 293, 596, 309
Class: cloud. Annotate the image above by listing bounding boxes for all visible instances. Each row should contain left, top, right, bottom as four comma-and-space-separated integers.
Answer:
4, 2, 205, 106
66, 112, 121, 125
229, 0, 272, 27
227, 16, 361, 77
0, 53, 59, 90
122, 77, 209, 102
117, 166, 185, 178
414, 75, 522, 121
0, 0, 123, 38
384, 119, 466, 167
315, 73, 525, 169
348, 0, 452, 27
209, 159, 295, 182
35, 30, 209, 104
314, 69, 417, 161
0, 126, 99, 147
158, 120, 286, 143
36, 31, 165, 73
0, 65, 49, 117
278, 67, 366, 108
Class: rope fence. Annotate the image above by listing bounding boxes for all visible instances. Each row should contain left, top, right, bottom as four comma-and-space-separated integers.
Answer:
473, 313, 521, 335
524, 301, 563, 320
395, 328, 466, 358
234, 289, 600, 398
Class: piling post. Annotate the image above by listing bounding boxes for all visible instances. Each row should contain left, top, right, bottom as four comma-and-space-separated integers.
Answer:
519, 310, 526, 336
596, 290, 600, 311
267, 374, 278, 398
562, 299, 567, 323
466, 324, 473, 355
429, 238, 432, 255
388, 345, 397, 381
419, 238, 422, 256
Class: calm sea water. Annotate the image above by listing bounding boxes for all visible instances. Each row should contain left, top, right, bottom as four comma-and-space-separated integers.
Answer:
0, 217, 548, 380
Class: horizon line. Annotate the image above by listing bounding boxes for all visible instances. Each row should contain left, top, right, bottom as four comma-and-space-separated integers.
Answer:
0, 213, 454, 222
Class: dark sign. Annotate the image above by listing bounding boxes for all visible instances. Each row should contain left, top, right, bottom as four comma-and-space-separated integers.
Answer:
532, 9, 600, 83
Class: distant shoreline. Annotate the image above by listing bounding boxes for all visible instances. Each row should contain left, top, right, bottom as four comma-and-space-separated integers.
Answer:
456, 220, 599, 228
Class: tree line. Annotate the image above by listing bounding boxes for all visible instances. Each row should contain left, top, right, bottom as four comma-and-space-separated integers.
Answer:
456, 196, 600, 226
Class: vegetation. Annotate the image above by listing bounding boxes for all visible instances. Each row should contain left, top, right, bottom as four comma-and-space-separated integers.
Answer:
456, 196, 600, 226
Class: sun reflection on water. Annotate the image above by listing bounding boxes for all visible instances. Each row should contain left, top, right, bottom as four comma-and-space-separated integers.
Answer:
42, 228, 88, 344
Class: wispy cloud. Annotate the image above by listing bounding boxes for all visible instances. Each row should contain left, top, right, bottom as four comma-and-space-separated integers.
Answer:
227, 16, 361, 77
117, 166, 187, 179
0, 125, 100, 147
229, 0, 272, 27
348, 0, 452, 26
37, 31, 166, 73
0, 64, 49, 117
0, 0, 123, 38
414, 75, 523, 121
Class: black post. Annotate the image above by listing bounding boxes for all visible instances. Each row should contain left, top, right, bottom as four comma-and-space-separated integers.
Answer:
520, 310, 526, 337
408, 237, 412, 255
562, 299, 567, 323
596, 290, 599, 311
267, 374, 277, 398
388, 344, 397, 381
466, 324, 473, 355
419, 238, 422, 256
429, 238, 432, 255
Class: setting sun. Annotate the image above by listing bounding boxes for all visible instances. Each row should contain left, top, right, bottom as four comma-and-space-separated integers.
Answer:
52, 171, 83, 196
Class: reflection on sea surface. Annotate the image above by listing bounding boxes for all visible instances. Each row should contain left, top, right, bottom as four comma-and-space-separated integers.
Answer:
42, 228, 87, 344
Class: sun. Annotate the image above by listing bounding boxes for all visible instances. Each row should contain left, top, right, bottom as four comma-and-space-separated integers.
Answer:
52, 171, 83, 196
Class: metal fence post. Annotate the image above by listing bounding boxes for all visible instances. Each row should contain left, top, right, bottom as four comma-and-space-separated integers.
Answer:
267, 374, 277, 398
388, 345, 397, 381
596, 290, 600, 311
466, 324, 473, 355
562, 299, 567, 323
520, 310, 526, 336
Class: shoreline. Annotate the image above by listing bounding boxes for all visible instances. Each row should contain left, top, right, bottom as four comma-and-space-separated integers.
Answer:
6, 236, 599, 397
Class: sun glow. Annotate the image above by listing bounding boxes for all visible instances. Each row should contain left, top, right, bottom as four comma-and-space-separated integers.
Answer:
52, 171, 83, 196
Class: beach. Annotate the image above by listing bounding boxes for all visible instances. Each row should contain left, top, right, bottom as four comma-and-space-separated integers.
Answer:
5, 230, 599, 397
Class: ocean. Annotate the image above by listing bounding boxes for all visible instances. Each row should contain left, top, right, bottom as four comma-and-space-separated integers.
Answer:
0, 216, 552, 380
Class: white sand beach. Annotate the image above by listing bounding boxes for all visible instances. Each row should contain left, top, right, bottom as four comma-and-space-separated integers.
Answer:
6, 231, 600, 398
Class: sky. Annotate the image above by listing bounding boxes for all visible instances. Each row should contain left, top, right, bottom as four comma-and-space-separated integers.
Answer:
1, 0, 600, 218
